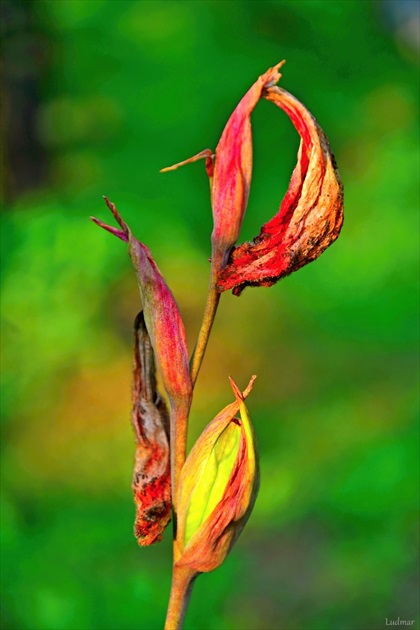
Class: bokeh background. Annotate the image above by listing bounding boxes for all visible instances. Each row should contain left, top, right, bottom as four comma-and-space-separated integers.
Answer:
1, 1, 419, 629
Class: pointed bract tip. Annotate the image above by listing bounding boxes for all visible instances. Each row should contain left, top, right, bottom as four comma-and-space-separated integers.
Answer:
229, 376, 242, 402
275, 59, 286, 70
90, 216, 128, 242
160, 149, 214, 174
160, 165, 176, 173
243, 375, 257, 398
263, 60, 286, 89
102, 196, 129, 236
228, 375, 257, 402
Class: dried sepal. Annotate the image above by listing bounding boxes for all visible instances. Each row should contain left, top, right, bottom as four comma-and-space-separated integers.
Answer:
131, 312, 171, 546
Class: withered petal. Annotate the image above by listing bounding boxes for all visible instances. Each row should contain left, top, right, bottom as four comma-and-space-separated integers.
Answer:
132, 313, 171, 546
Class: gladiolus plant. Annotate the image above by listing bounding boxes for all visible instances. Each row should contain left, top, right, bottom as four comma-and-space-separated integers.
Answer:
91, 61, 343, 629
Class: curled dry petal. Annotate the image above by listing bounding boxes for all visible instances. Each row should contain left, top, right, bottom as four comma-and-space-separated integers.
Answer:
216, 84, 344, 295
131, 312, 171, 546
175, 376, 259, 573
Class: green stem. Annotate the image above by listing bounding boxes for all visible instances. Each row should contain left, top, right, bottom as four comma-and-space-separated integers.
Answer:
164, 565, 198, 630
190, 283, 220, 388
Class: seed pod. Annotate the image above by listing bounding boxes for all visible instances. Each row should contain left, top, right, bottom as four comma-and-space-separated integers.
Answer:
131, 312, 171, 546
175, 376, 259, 573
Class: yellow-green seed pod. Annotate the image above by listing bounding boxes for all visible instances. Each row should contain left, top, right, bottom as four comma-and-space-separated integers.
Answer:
175, 376, 259, 573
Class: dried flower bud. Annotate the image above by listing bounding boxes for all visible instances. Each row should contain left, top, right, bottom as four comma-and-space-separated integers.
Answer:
217, 82, 344, 295
91, 199, 191, 412
210, 62, 285, 269
175, 376, 259, 573
91, 198, 192, 489
131, 312, 171, 546
160, 62, 286, 271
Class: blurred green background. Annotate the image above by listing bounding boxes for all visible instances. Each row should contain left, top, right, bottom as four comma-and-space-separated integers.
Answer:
1, 1, 419, 629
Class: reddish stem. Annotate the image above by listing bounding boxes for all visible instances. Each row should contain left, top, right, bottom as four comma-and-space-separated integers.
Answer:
164, 565, 198, 630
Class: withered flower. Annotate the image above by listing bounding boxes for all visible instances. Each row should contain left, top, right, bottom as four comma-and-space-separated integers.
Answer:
175, 377, 259, 573
217, 80, 344, 295
132, 312, 171, 546
162, 63, 343, 295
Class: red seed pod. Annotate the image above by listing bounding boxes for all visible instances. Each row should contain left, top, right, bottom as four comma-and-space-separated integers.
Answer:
131, 312, 171, 546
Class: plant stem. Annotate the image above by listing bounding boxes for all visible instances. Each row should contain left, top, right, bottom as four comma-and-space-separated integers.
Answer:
164, 565, 198, 630
166, 265, 221, 629
190, 283, 220, 388
171, 403, 191, 509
